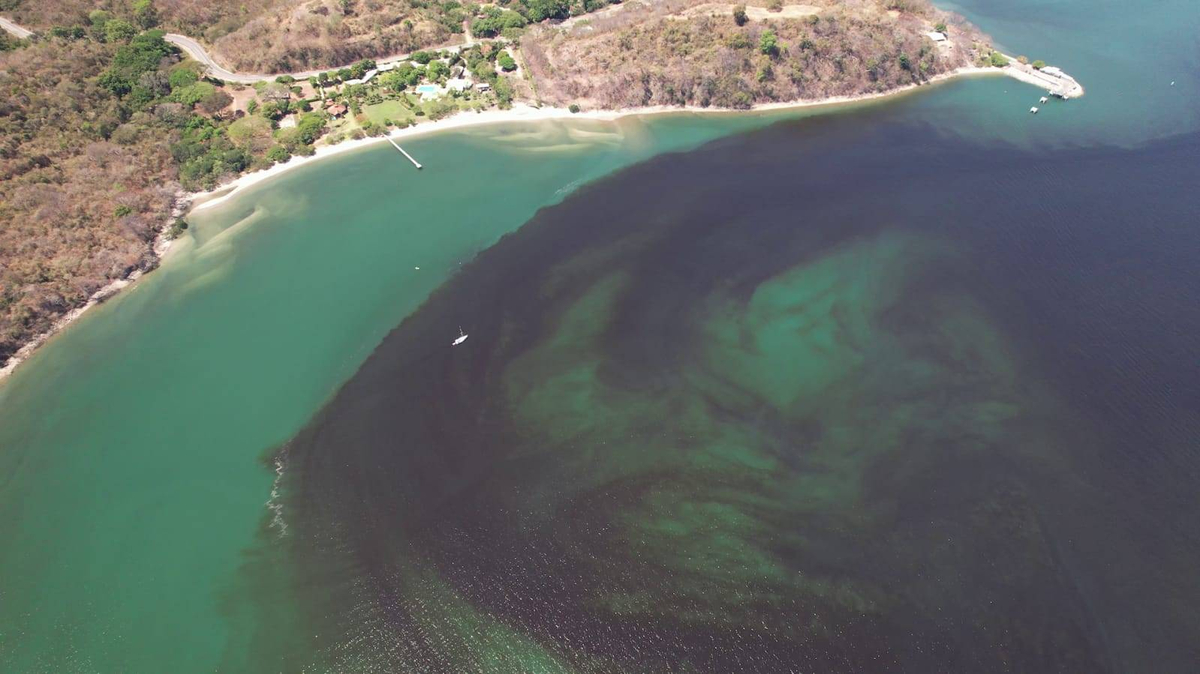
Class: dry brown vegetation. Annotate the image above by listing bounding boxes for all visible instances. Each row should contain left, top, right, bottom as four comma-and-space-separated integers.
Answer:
181, 0, 460, 73
5, 0, 462, 73
0, 38, 179, 363
522, 0, 987, 109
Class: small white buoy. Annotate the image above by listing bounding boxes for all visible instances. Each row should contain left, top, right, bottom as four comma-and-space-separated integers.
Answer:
1030, 106, 1039, 114
415, 266, 420, 270
1040, 96, 1049, 104
1171, 81, 1175, 86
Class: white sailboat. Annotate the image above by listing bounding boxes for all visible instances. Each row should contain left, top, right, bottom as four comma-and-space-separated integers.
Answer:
452, 327, 469, 346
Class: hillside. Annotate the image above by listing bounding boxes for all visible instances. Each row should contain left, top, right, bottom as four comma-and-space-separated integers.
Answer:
3, 0, 620, 73
0, 0, 1003, 370
521, 0, 987, 109
3, 0, 455, 72
0, 36, 181, 363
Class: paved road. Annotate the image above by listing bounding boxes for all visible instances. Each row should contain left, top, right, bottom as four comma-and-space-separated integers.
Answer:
167, 31, 479, 84
4, 14, 489, 84
163, 33, 270, 83
0, 16, 34, 39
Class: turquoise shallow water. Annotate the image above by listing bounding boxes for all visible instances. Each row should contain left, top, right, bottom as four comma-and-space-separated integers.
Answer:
0, 115, 812, 671
1, 0, 1198, 669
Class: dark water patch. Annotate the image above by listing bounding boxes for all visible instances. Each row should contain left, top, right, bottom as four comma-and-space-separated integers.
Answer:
266, 115, 1200, 671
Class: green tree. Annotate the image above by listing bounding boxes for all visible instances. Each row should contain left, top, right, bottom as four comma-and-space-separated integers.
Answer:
426, 60, 450, 80
104, 19, 138, 43
934, 21, 947, 33
989, 51, 1008, 67
295, 112, 327, 144
395, 62, 423, 86
100, 29, 175, 96
493, 77, 514, 106
169, 68, 199, 90
171, 81, 216, 107
133, 0, 159, 29
266, 145, 291, 163
88, 10, 113, 32
732, 4, 748, 26
412, 51, 434, 65
1032, 59, 1046, 69
524, 0, 570, 22
759, 29, 778, 56
349, 59, 375, 79
497, 52, 517, 72
471, 60, 495, 80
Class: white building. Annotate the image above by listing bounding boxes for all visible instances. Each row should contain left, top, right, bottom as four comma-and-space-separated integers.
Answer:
446, 78, 472, 92
925, 31, 947, 42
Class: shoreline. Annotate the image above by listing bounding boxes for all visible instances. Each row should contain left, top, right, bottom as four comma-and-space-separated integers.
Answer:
0, 64, 1051, 383
190, 65, 1016, 213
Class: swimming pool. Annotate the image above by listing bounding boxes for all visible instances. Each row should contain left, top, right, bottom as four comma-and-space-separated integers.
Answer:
415, 84, 439, 95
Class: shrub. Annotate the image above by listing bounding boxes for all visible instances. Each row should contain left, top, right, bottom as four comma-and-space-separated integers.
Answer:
934, 21, 948, 33
727, 32, 752, 49
104, 19, 138, 44
1032, 59, 1046, 69
266, 145, 291, 163
165, 219, 189, 239
427, 60, 450, 80
169, 68, 198, 90
198, 88, 233, 115
732, 5, 748, 26
767, 0, 783, 12
759, 29, 779, 56
568, 103, 580, 113
989, 51, 1008, 67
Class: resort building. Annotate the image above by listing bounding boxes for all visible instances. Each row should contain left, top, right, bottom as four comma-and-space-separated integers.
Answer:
446, 78, 472, 92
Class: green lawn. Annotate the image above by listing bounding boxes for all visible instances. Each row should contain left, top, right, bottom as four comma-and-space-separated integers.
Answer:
362, 99, 416, 126
320, 92, 492, 145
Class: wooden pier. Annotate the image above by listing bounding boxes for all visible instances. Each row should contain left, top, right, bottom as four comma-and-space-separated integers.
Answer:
387, 137, 422, 169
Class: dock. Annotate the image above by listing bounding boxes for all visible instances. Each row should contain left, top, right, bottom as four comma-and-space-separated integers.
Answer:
1001, 56, 1084, 99
386, 137, 422, 169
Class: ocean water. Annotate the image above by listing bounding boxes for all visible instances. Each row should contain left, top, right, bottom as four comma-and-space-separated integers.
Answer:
266, 113, 1200, 672
1, 0, 1198, 670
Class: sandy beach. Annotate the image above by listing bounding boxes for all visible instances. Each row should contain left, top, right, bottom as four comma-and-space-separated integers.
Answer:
0, 64, 1052, 382
189, 64, 1024, 213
